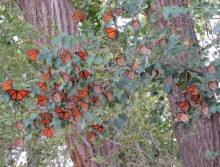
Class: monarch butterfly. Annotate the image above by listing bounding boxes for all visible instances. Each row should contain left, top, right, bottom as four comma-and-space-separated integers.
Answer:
41, 127, 53, 138
78, 84, 89, 98
72, 63, 79, 74
39, 112, 52, 128
130, 62, 139, 72
113, 7, 123, 17
206, 64, 215, 74
75, 51, 87, 60
102, 10, 113, 22
90, 124, 104, 133
72, 94, 81, 102
112, 56, 125, 66
70, 77, 78, 86
55, 107, 71, 119
87, 132, 96, 143
104, 28, 117, 39
176, 100, 189, 111
53, 83, 60, 91
72, 10, 87, 22
14, 122, 23, 131
90, 96, 99, 106
178, 91, 190, 101
36, 94, 47, 106
36, 82, 46, 91
201, 103, 208, 115
92, 84, 101, 93
126, 71, 135, 80
191, 95, 200, 105
68, 102, 78, 109
79, 101, 89, 112
129, 20, 139, 30
205, 80, 217, 91
51, 92, 67, 102
79, 70, 89, 81
1, 79, 13, 91
14, 137, 24, 147
7, 89, 30, 101
72, 109, 82, 122
58, 51, 72, 64
60, 72, 69, 82
102, 91, 113, 101
185, 85, 198, 96
175, 112, 189, 123
42, 66, 51, 81
26, 49, 38, 61
136, 45, 151, 55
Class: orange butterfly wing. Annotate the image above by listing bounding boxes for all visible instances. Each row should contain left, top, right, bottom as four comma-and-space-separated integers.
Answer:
72, 109, 82, 122
104, 28, 117, 39
1, 79, 13, 91
37, 94, 47, 106
39, 113, 52, 128
75, 52, 87, 60
59, 51, 72, 64
55, 107, 71, 119
113, 56, 125, 66
129, 20, 139, 30
72, 10, 87, 22
41, 127, 53, 138
70, 77, 78, 86
26, 50, 37, 61
14, 122, 23, 131
92, 84, 101, 93
192, 95, 200, 104
90, 96, 99, 106
90, 124, 104, 133
185, 85, 198, 95
78, 84, 89, 98
42, 66, 51, 81
36, 82, 46, 91
102, 10, 113, 22
79, 101, 89, 112
7, 89, 29, 101
79, 70, 89, 81
176, 100, 189, 111
14, 137, 24, 147
102, 91, 113, 101
87, 132, 96, 143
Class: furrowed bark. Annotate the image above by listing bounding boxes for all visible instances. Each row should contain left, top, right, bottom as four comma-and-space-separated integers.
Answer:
145, 0, 220, 167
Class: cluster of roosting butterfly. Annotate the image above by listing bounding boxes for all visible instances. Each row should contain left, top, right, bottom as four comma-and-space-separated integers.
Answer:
0, 49, 113, 146
175, 64, 217, 124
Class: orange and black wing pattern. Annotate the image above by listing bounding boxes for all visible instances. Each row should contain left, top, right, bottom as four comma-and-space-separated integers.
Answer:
104, 28, 117, 39
42, 66, 51, 81
1, 79, 13, 91
75, 51, 87, 60
79, 101, 89, 112
39, 112, 52, 128
92, 84, 101, 93
55, 107, 71, 119
58, 51, 72, 64
185, 85, 198, 95
90, 96, 99, 106
175, 112, 189, 123
72, 10, 87, 22
7, 89, 30, 101
79, 70, 89, 81
191, 95, 200, 105
41, 127, 53, 138
102, 91, 113, 101
78, 84, 89, 98
87, 132, 96, 143
26, 49, 38, 61
102, 10, 113, 22
90, 124, 104, 133
36, 82, 46, 91
112, 56, 125, 66
72, 109, 82, 122
129, 20, 139, 30
176, 100, 189, 111
37, 94, 47, 106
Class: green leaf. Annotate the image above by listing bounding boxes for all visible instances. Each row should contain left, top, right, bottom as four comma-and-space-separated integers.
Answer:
163, 84, 172, 93
162, 7, 171, 19
46, 53, 52, 65
52, 32, 66, 45
63, 36, 71, 49
114, 117, 125, 129
213, 23, 220, 34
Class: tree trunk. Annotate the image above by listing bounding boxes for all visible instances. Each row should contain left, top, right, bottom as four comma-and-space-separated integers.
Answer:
15, 1, 118, 166
145, 1, 220, 167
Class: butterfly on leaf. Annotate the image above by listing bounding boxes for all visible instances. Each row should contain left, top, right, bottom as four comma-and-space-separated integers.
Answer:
41, 127, 53, 138
102, 10, 113, 22
79, 70, 89, 81
126, 71, 135, 80
104, 28, 117, 39
78, 84, 89, 98
136, 45, 151, 55
26, 49, 38, 61
90, 96, 99, 106
176, 100, 189, 111
87, 132, 96, 143
74, 51, 87, 60
174, 112, 189, 123
36, 94, 47, 106
191, 95, 200, 105
185, 85, 198, 96
39, 112, 52, 128
112, 56, 125, 66
60, 72, 69, 82
42, 66, 51, 81
78, 101, 89, 112
36, 82, 46, 91
90, 124, 104, 133
54, 107, 71, 119
72, 10, 87, 22
200, 103, 209, 115
7, 89, 30, 101
72, 109, 82, 122
58, 51, 72, 64
72, 63, 79, 74
70, 76, 78, 86
102, 91, 113, 101
129, 20, 139, 31
205, 80, 217, 91
206, 64, 215, 74
92, 84, 100, 94
1, 79, 13, 91
14, 122, 23, 131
